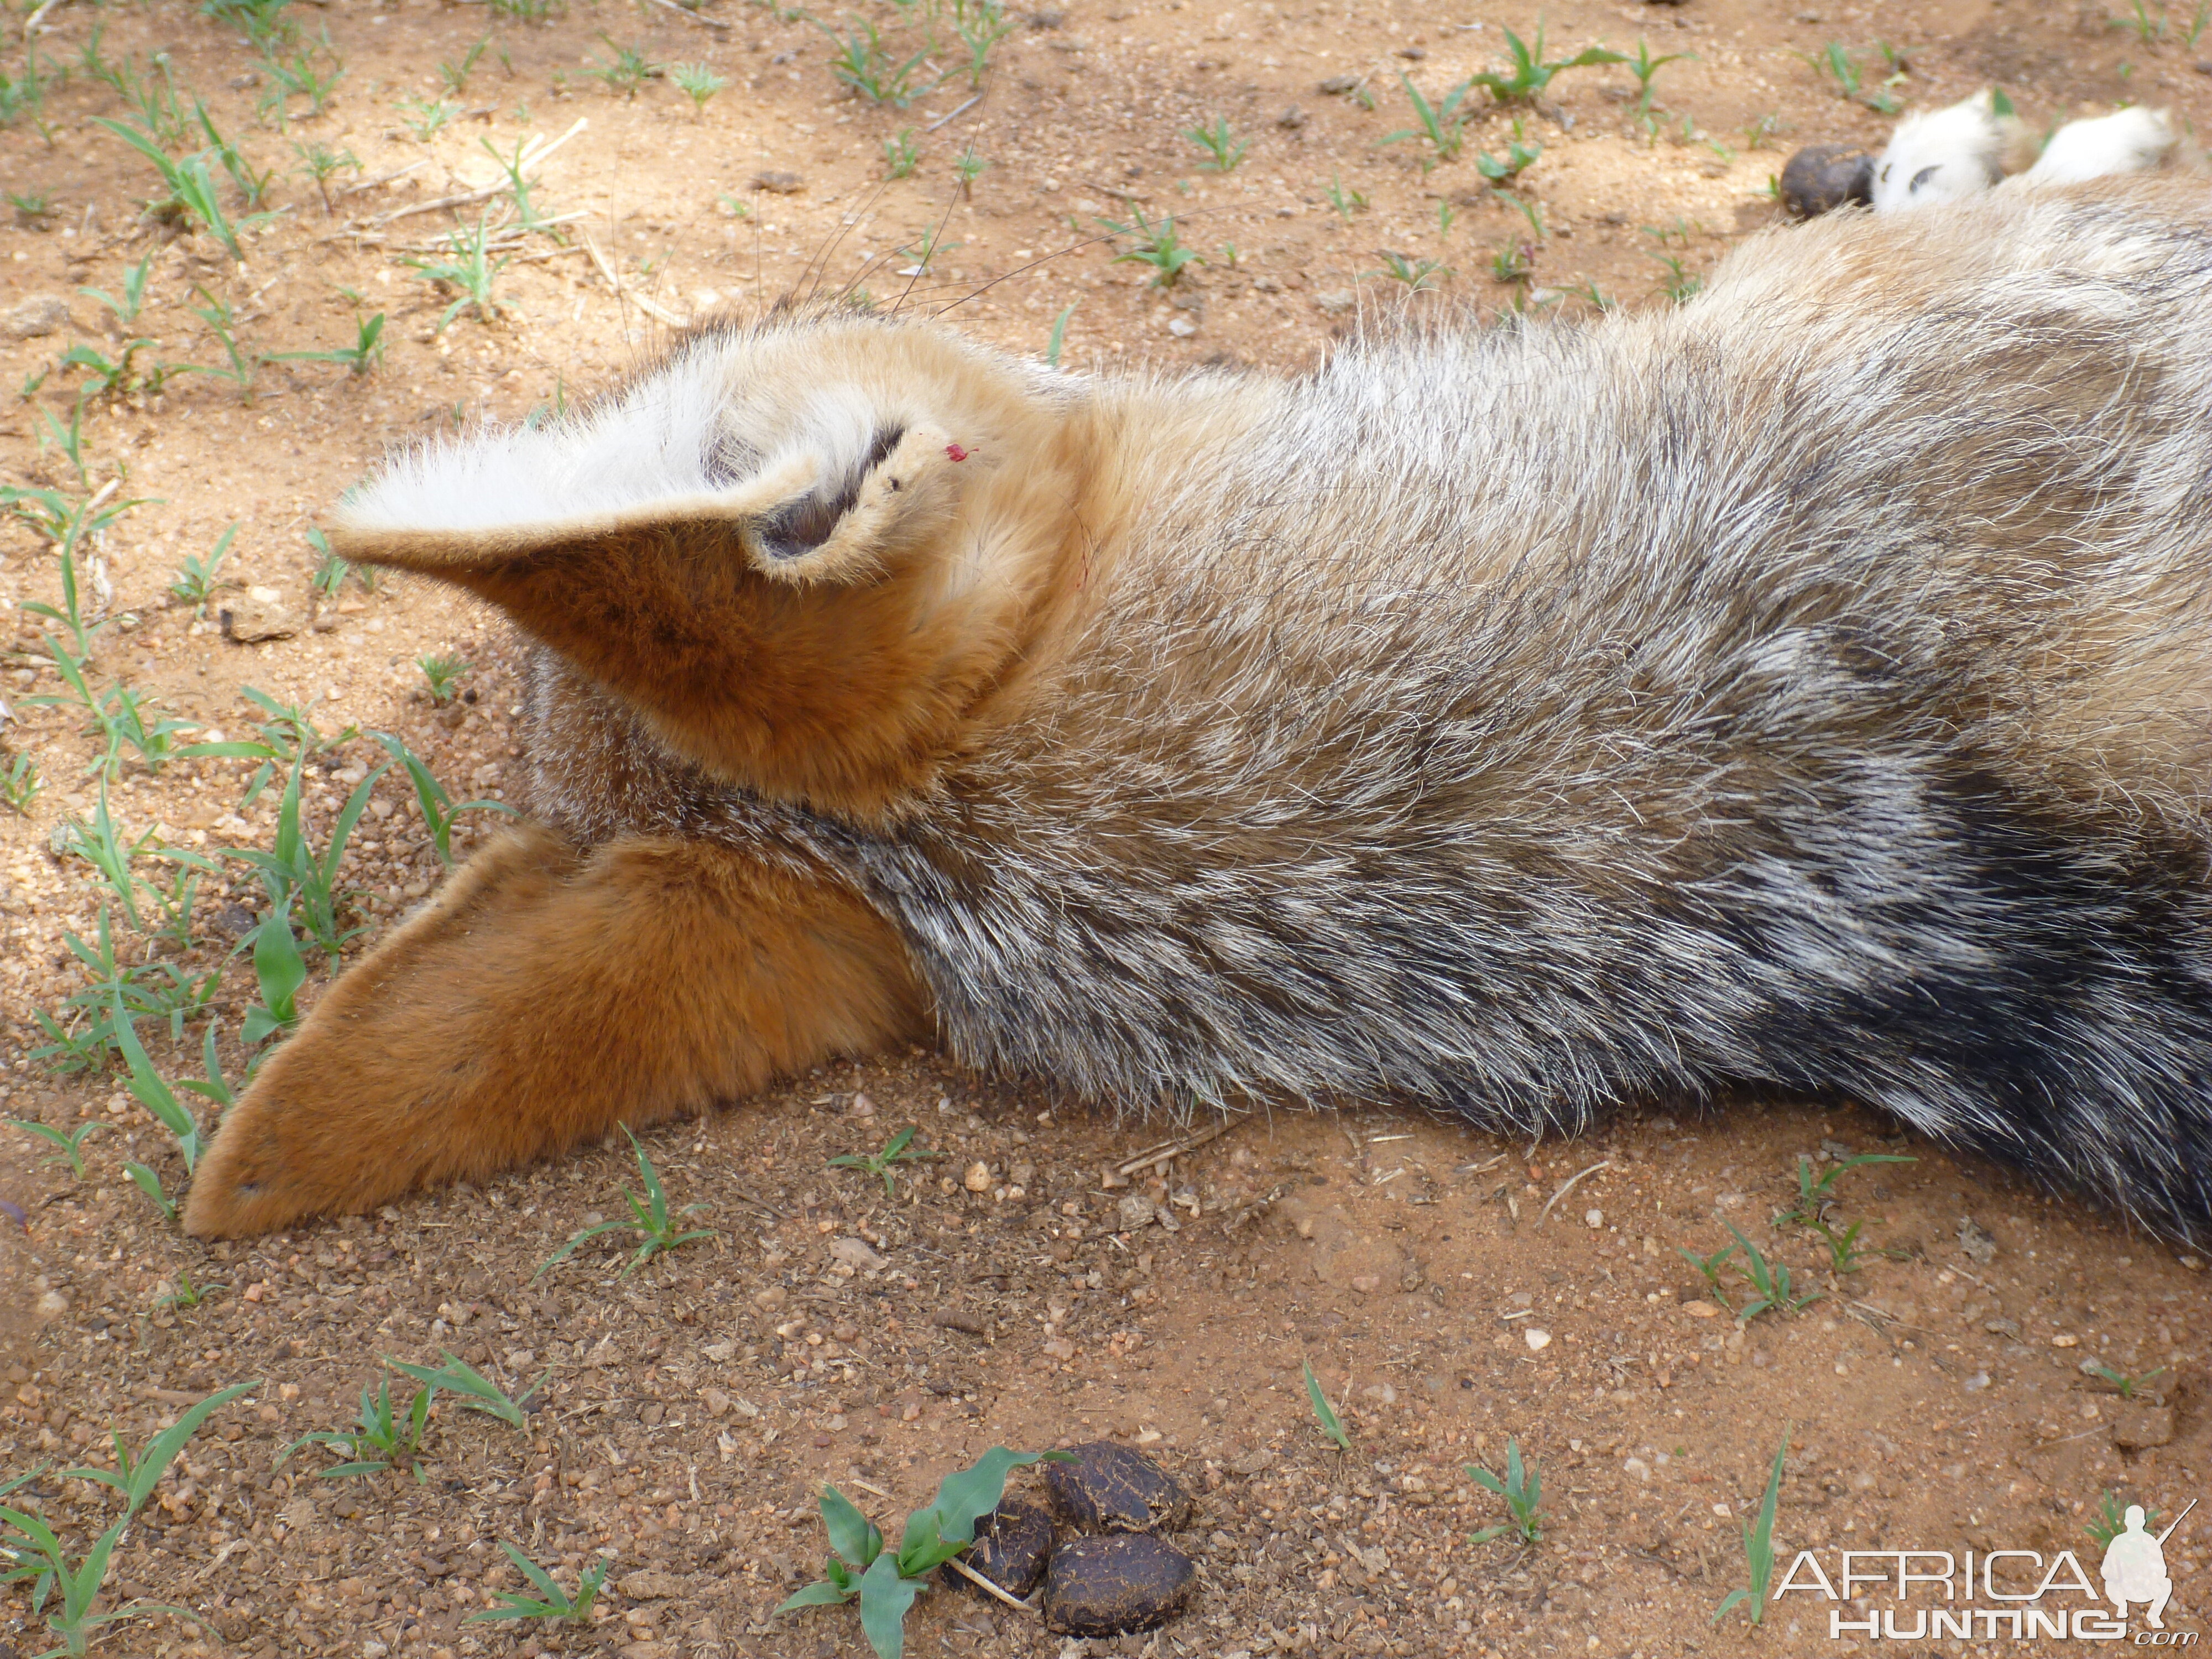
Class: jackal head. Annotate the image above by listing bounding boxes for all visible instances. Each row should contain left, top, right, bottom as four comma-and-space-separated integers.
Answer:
332, 311, 1093, 818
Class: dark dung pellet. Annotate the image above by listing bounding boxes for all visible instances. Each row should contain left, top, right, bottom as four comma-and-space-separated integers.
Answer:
944, 1498, 1053, 1599
1043, 1441, 1194, 1534
1779, 143, 1875, 220
1041, 1534, 1197, 1636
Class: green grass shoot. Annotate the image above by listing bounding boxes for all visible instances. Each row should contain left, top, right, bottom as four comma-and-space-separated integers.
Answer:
1303, 1361, 1352, 1450
536, 1126, 718, 1279
828, 1126, 943, 1196
1714, 1426, 1789, 1625
778, 1447, 1070, 1658
470, 1545, 607, 1622
279, 1374, 434, 1480
7, 1117, 103, 1177
387, 1351, 544, 1431
1467, 1437, 1543, 1546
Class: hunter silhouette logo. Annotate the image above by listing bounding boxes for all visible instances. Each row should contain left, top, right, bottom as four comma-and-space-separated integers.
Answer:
2106, 1502, 2194, 1631
1774, 1497, 2199, 1643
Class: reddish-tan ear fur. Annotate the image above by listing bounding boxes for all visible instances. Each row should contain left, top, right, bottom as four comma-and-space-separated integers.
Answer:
324, 321, 1130, 820
181, 826, 925, 1239
331, 514, 1027, 820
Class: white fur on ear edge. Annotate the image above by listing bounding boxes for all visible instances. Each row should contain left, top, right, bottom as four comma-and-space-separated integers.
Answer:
340, 347, 743, 536
2021, 107, 2177, 185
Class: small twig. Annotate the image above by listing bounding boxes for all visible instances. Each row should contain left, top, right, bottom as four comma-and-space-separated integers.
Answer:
1845, 1299, 1937, 1338
371, 118, 588, 226
1114, 1115, 1245, 1178
943, 1555, 1040, 1614
581, 231, 689, 327
504, 242, 594, 268
1842, 1304, 1903, 1350
643, 0, 733, 25
925, 93, 985, 132
194, 1538, 251, 1582
398, 210, 590, 256
374, 188, 504, 227
1457, 1154, 1508, 1175
1072, 178, 1150, 201
339, 159, 431, 199
1538, 1159, 1613, 1222
729, 1183, 785, 1219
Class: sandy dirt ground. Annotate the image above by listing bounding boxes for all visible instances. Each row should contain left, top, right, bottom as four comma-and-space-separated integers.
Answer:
3, 0, 2211, 1655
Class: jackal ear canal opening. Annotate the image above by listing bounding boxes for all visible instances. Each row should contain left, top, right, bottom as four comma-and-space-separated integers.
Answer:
754, 423, 906, 562
737, 419, 962, 586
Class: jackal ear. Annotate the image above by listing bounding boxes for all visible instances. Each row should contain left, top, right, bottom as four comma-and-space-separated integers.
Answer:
320, 415, 986, 810
329, 419, 968, 591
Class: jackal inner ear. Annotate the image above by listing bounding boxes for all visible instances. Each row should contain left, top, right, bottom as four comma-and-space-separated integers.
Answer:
757, 423, 906, 564
739, 420, 967, 586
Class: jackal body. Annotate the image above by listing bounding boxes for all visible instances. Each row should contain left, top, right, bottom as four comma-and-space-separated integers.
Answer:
185, 178, 2212, 1240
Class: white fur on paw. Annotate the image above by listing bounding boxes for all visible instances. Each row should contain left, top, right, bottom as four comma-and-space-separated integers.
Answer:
2022, 107, 2176, 185
1872, 93, 2016, 212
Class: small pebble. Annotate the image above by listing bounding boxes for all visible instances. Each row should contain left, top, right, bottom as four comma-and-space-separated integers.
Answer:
1778, 143, 1874, 220
1045, 1441, 1193, 1533
750, 170, 805, 193
4, 294, 69, 339
1041, 1535, 1197, 1636
209, 902, 259, 942
2111, 1403, 2176, 1450
1522, 1327, 1552, 1353
221, 585, 303, 644
964, 1161, 993, 1193
1958, 1218, 2000, 1264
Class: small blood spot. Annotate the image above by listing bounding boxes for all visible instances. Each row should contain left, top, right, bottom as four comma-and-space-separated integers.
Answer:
945, 442, 969, 462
